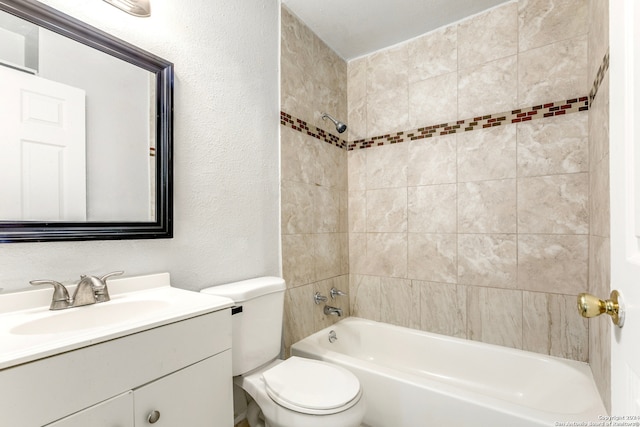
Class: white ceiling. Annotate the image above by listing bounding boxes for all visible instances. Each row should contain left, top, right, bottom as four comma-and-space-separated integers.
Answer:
282, 0, 512, 60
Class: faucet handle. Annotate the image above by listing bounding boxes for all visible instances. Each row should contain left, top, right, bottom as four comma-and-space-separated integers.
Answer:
330, 287, 347, 299
313, 292, 328, 304
100, 271, 124, 282
85, 271, 123, 303
30, 280, 70, 310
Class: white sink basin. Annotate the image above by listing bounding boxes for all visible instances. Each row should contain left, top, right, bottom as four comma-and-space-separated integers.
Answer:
0, 272, 234, 369
11, 299, 172, 335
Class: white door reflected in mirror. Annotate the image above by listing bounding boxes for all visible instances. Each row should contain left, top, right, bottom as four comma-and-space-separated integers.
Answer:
0, 65, 86, 221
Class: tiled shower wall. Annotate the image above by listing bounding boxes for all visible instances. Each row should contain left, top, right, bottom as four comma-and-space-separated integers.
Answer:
280, 7, 350, 355
281, 1, 610, 406
347, 0, 592, 361
587, 0, 610, 412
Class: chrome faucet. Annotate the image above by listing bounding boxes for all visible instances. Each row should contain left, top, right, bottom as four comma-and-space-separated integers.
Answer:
324, 305, 343, 317
30, 271, 124, 310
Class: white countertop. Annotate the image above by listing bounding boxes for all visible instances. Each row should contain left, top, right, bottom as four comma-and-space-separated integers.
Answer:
0, 273, 233, 370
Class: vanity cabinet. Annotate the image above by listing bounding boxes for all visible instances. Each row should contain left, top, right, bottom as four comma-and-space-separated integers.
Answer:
1, 309, 233, 427
47, 352, 231, 427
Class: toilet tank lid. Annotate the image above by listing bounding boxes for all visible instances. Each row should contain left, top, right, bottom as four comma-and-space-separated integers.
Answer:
200, 276, 285, 303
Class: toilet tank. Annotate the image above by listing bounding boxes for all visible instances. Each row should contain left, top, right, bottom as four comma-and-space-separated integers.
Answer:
201, 277, 285, 376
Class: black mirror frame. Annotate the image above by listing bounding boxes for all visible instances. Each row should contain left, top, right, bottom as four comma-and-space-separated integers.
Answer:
0, 0, 173, 243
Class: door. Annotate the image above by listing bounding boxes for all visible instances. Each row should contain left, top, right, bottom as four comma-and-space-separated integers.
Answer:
133, 351, 233, 426
610, 0, 640, 416
0, 65, 86, 221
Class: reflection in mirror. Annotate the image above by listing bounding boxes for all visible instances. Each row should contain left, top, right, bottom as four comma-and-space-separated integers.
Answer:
0, 9, 155, 222
0, 0, 172, 242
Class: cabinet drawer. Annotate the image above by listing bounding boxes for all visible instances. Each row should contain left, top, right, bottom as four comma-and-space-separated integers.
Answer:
0, 309, 231, 427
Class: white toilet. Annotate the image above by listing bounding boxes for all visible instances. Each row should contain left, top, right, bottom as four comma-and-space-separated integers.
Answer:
201, 277, 365, 427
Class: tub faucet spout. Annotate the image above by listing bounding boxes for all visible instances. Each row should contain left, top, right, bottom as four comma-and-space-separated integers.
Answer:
324, 305, 343, 317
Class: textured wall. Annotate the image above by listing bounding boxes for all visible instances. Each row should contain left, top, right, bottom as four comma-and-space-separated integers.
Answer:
0, 0, 281, 292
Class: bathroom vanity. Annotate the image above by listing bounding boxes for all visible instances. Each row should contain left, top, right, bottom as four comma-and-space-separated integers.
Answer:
0, 273, 234, 426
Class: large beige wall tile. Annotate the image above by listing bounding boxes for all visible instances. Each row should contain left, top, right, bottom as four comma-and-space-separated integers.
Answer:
350, 274, 381, 321
316, 142, 346, 189
347, 96, 367, 141
457, 125, 517, 182
283, 284, 315, 354
282, 234, 315, 288
589, 235, 610, 297
367, 44, 409, 95
367, 86, 410, 136
517, 173, 589, 234
408, 233, 457, 283
518, 0, 588, 52
281, 180, 314, 234
313, 186, 340, 233
281, 8, 315, 124
366, 142, 408, 189
523, 292, 588, 361
517, 234, 588, 294
589, 74, 609, 167
349, 233, 367, 274
314, 233, 343, 279
339, 233, 349, 274
348, 57, 367, 102
518, 36, 588, 107
314, 37, 346, 97
366, 188, 408, 232
418, 281, 467, 338
348, 149, 367, 191
458, 56, 518, 119
408, 134, 457, 186
281, 127, 317, 184
587, 0, 609, 81
380, 278, 420, 329
408, 184, 457, 233
348, 191, 366, 233
409, 72, 458, 127
458, 2, 518, 69
467, 287, 523, 349
590, 155, 610, 238
458, 179, 517, 233
364, 233, 408, 278
458, 234, 517, 288
407, 25, 457, 82
517, 112, 588, 177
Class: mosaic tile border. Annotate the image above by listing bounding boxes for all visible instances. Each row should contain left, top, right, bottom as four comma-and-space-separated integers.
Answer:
348, 97, 588, 150
280, 96, 588, 151
589, 50, 609, 103
280, 112, 347, 149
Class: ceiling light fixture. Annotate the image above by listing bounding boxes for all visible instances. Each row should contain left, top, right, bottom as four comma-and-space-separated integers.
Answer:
103, 0, 151, 17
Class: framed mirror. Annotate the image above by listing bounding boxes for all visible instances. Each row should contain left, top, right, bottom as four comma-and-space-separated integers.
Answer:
0, 0, 173, 242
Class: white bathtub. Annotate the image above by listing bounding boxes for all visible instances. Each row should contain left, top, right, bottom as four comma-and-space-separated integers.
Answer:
291, 317, 606, 427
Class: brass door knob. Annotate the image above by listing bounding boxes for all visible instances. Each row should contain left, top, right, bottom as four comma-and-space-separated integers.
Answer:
577, 290, 625, 327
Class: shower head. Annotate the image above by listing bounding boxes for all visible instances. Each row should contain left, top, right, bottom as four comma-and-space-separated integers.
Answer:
321, 113, 347, 134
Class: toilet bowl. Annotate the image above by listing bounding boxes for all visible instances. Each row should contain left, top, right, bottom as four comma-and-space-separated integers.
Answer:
238, 358, 365, 427
201, 277, 365, 427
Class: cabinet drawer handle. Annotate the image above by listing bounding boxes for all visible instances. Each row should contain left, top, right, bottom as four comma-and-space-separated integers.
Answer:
147, 410, 161, 424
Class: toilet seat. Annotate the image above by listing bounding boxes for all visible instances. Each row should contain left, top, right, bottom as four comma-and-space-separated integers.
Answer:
262, 357, 362, 415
